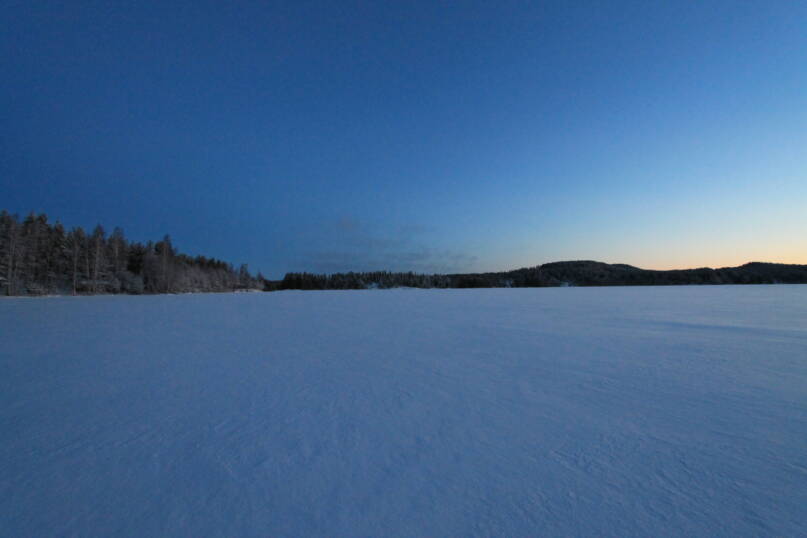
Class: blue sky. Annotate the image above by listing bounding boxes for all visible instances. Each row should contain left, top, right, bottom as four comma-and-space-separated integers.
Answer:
2, 1, 805, 277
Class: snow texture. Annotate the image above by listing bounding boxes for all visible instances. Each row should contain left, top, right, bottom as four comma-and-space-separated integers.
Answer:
2, 286, 806, 536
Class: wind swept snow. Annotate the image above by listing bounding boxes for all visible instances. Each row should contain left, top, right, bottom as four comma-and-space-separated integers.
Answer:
2, 286, 806, 536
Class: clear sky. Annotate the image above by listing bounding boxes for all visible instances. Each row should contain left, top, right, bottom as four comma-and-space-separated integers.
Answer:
2, 1, 805, 277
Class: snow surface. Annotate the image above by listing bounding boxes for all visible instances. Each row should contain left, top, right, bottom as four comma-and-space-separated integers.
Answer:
1, 286, 806, 536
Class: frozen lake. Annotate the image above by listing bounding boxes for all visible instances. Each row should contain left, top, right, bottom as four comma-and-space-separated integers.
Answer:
2, 286, 806, 536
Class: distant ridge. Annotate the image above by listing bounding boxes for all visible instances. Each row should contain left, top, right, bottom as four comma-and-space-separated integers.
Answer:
519, 260, 807, 287
276, 261, 807, 290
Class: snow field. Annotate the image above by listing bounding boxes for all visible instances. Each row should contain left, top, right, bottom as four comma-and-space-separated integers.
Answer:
1, 286, 806, 536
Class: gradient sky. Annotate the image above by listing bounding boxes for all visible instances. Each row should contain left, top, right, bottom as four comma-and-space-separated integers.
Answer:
2, 1, 806, 277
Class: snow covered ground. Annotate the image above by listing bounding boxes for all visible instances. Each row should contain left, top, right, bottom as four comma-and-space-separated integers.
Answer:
2, 286, 806, 536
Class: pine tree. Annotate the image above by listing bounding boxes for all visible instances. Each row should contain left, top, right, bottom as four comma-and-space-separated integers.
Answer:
67, 227, 87, 295
90, 225, 107, 293
2, 213, 23, 295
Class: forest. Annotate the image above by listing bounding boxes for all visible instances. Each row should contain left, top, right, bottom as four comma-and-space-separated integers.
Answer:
0, 211, 265, 296
279, 261, 807, 290
4, 210, 807, 296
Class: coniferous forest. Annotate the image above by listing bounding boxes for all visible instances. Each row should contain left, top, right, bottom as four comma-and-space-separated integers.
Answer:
0, 211, 265, 296
3, 209, 807, 296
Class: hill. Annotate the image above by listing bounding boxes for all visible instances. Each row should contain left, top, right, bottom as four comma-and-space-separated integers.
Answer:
278, 261, 807, 290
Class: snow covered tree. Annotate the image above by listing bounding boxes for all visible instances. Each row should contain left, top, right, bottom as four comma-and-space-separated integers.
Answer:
0, 208, 263, 295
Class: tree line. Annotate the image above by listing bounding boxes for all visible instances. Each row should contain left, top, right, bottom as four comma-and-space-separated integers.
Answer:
276, 267, 548, 290
1, 211, 265, 296
5, 209, 806, 296
278, 260, 807, 290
